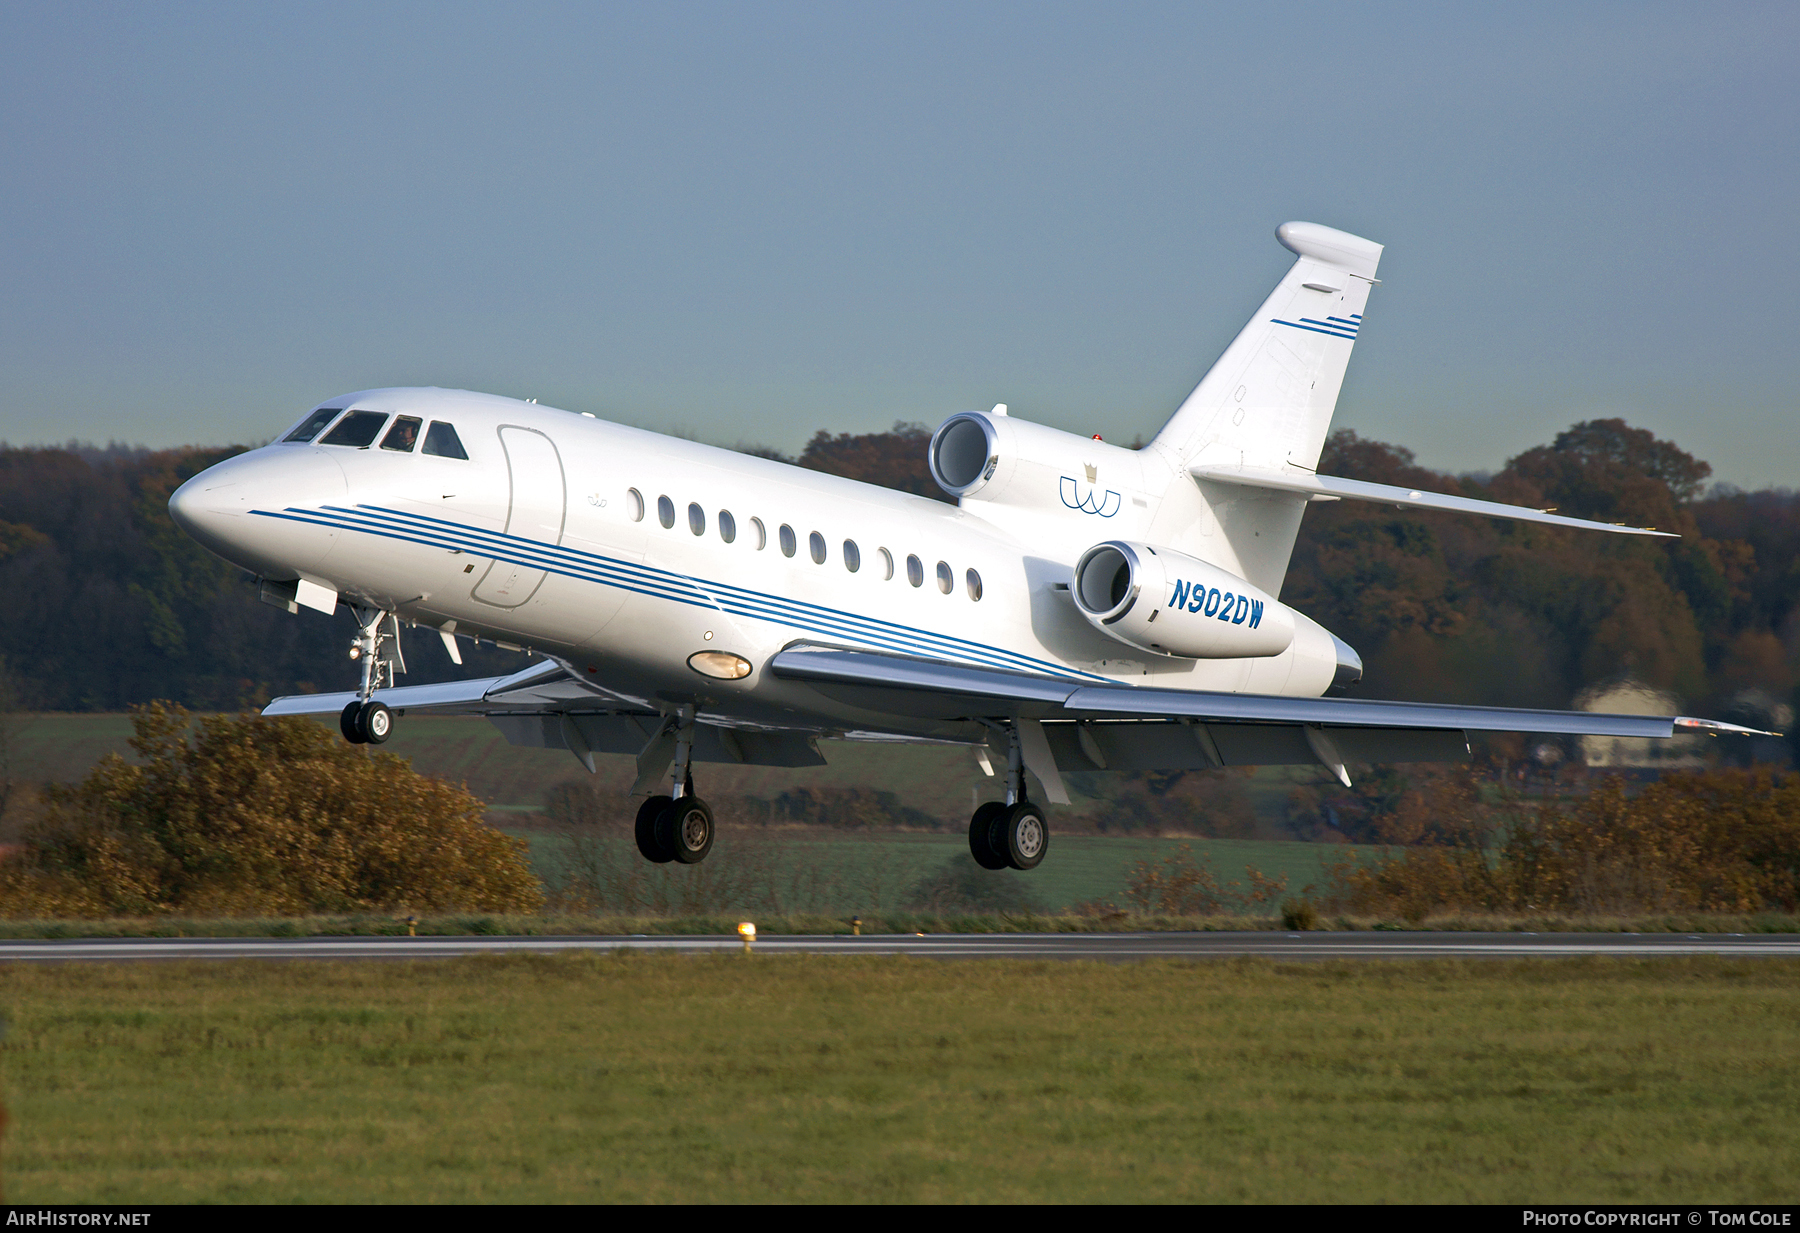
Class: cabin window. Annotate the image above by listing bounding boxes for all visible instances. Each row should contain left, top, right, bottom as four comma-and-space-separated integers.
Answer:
966, 568, 983, 601
906, 554, 923, 588
320, 411, 389, 448
422, 422, 469, 459
809, 531, 826, 564
779, 524, 797, 557
380, 416, 423, 452
936, 561, 953, 594
750, 517, 767, 550
657, 496, 675, 529
879, 548, 894, 580
719, 510, 737, 543
627, 489, 645, 521
843, 540, 860, 572
688, 502, 705, 536
284, 407, 343, 443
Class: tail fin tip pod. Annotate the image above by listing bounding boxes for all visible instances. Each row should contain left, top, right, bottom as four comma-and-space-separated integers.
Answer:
1151, 221, 1384, 474
1274, 220, 1383, 280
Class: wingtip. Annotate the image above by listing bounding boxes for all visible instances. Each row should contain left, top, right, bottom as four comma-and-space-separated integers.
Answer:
1674, 716, 1780, 737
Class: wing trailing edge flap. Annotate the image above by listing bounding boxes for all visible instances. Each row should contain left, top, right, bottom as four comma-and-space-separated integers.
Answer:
489, 712, 825, 770
1189, 464, 1678, 538
1044, 720, 1471, 774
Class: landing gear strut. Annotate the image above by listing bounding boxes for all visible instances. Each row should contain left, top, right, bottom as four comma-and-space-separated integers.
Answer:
340, 606, 401, 745
967, 722, 1048, 870
634, 705, 716, 864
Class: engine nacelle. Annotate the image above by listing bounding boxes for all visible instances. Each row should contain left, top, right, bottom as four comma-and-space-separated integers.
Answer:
1071, 540, 1296, 659
928, 409, 1150, 513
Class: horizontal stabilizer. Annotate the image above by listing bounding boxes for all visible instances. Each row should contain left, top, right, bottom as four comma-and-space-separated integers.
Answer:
1189, 465, 1677, 538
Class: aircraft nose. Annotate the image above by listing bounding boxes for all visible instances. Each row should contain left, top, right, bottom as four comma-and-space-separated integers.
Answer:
168, 448, 347, 574
166, 472, 218, 539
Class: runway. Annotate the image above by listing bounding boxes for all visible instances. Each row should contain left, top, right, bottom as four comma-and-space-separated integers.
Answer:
0, 931, 1796, 962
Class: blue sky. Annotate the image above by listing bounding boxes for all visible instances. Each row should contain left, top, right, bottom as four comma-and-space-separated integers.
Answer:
2, 2, 1795, 486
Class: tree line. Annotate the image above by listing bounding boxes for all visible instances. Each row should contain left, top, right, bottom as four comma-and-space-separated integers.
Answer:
0, 419, 1795, 758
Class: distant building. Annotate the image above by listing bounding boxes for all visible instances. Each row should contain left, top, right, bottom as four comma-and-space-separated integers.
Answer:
1574, 680, 1707, 769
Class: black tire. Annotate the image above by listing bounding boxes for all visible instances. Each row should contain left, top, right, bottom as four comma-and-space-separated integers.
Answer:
360, 701, 393, 744
665, 797, 715, 865
340, 700, 367, 744
635, 795, 675, 863
993, 802, 1048, 871
968, 801, 1009, 870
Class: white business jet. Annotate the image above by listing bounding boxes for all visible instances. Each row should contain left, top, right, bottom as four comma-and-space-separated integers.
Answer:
168, 222, 1760, 872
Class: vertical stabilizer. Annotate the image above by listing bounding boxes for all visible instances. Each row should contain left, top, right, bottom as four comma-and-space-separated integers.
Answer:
1143, 223, 1381, 597
1151, 222, 1382, 473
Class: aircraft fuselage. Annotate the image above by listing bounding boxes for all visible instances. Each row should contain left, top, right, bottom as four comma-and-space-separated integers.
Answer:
170, 387, 1345, 743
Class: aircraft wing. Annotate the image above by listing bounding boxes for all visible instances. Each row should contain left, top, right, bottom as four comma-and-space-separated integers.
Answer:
261, 659, 828, 770
261, 645, 1768, 785
767, 643, 1767, 790
261, 658, 613, 717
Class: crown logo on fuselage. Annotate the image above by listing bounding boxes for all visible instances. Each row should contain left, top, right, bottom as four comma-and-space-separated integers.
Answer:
1059, 476, 1121, 517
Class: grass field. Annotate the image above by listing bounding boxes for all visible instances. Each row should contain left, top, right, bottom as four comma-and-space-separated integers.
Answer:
519, 830, 1378, 915
3, 953, 1796, 1203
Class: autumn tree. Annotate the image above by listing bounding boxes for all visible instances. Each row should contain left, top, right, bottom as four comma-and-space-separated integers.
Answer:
1, 706, 543, 916
797, 422, 951, 502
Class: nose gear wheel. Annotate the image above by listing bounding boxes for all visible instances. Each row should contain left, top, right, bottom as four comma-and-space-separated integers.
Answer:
339, 699, 393, 745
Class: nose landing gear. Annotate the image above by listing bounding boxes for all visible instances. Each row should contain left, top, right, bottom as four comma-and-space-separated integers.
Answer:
340, 699, 393, 745
966, 722, 1049, 870
340, 607, 403, 746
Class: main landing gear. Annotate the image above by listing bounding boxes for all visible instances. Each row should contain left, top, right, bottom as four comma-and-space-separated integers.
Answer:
634, 705, 717, 865
967, 722, 1048, 871
340, 607, 401, 746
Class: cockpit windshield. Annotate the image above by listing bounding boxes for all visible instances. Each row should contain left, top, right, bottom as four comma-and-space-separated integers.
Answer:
283, 407, 344, 443
380, 416, 423, 452
422, 421, 468, 459
319, 411, 390, 448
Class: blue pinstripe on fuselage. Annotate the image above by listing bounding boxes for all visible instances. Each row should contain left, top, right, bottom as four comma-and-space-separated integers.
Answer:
251, 503, 1110, 682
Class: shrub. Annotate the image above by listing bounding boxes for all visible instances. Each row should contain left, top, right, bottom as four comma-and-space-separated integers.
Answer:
1124, 844, 1230, 914
1329, 769, 1800, 919
0, 705, 543, 916
1280, 898, 1320, 931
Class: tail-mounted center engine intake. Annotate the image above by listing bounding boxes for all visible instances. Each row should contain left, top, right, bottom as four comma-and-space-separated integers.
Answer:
1072, 541, 1296, 659
928, 409, 1149, 512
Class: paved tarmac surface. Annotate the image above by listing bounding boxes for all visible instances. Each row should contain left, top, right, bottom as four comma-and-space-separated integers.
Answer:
0, 932, 1797, 962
